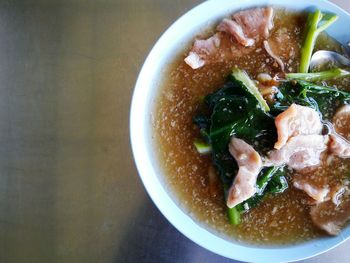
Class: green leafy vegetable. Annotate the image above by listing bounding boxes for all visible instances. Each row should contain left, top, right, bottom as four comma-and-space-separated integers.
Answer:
299, 10, 338, 73
193, 69, 287, 225
273, 80, 350, 117
286, 68, 350, 81
206, 73, 276, 185
227, 206, 241, 225
267, 173, 288, 194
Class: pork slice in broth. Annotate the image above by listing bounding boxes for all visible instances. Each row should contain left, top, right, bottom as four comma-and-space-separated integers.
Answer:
263, 40, 285, 71
274, 104, 323, 150
227, 138, 262, 208
184, 34, 221, 69
184, 52, 205, 70
328, 134, 350, 158
329, 105, 350, 158
293, 181, 329, 203
185, 7, 275, 69
184, 32, 254, 69
310, 196, 350, 235
217, 19, 255, 47
333, 104, 350, 139
263, 27, 300, 72
233, 7, 274, 39
305, 105, 350, 235
267, 135, 328, 170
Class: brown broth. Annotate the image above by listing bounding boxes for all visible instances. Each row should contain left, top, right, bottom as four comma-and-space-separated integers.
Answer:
154, 9, 350, 245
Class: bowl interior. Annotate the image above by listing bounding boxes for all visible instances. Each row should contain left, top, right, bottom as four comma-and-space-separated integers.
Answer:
130, 0, 350, 262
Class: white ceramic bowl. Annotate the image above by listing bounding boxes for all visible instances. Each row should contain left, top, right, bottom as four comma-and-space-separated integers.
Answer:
130, 0, 350, 262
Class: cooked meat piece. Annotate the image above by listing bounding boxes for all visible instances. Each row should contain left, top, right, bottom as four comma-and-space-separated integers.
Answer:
333, 104, 350, 139
227, 138, 262, 208
184, 32, 254, 69
233, 7, 274, 39
193, 33, 221, 54
328, 133, 350, 158
267, 135, 328, 170
265, 27, 300, 72
292, 157, 350, 206
217, 19, 254, 47
328, 105, 350, 158
310, 197, 350, 235
184, 51, 205, 69
185, 7, 275, 69
184, 34, 221, 69
293, 181, 329, 203
263, 40, 285, 71
274, 104, 323, 150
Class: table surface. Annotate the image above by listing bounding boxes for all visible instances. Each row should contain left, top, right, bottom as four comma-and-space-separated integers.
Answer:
0, 0, 350, 262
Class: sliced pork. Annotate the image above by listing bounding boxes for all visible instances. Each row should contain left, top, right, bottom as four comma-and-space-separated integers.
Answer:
310, 197, 350, 235
263, 26, 300, 72
268, 135, 328, 170
293, 181, 329, 203
184, 52, 205, 69
263, 40, 285, 71
328, 134, 350, 158
193, 34, 221, 54
218, 7, 274, 47
184, 34, 221, 69
185, 7, 275, 69
233, 7, 274, 39
333, 104, 350, 139
217, 19, 254, 47
274, 104, 323, 150
326, 104, 350, 158
227, 138, 262, 208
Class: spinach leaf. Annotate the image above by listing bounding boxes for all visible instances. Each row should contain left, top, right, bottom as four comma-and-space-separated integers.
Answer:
273, 80, 350, 118
207, 76, 276, 185
267, 172, 288, 194
194, 70, 287, 225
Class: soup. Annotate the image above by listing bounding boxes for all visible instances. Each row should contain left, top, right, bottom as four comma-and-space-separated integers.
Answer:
154, 7, 350, 245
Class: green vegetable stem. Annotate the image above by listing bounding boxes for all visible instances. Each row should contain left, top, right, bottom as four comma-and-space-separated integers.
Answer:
299, 10, 338, 73
286, 68, 350, 81
228, 207, 241, 225
193, 138, 212, 154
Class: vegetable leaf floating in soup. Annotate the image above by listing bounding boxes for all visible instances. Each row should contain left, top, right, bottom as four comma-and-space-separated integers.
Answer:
198, 70, 276, 181
273, 80, 350, 117
194, 69, 288, 224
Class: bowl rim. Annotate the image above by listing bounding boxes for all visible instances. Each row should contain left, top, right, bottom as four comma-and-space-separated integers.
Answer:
130, 0, 350, 262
